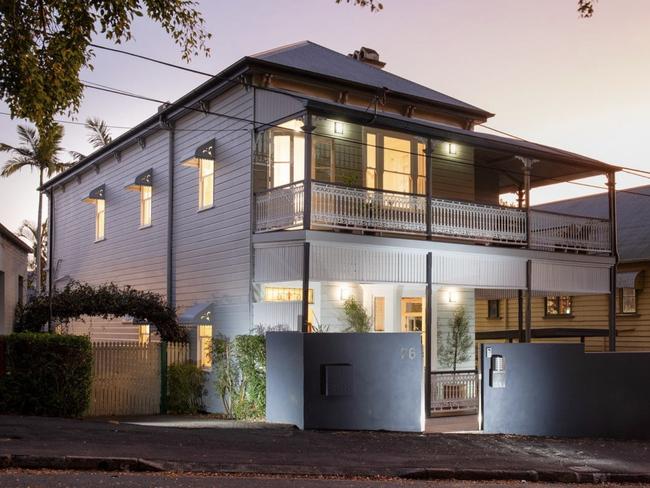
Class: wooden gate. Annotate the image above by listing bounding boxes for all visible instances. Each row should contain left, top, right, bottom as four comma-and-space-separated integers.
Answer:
87, 341, 189, 417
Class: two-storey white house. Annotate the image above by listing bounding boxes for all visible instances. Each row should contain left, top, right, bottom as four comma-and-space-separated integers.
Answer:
42, 42, 619, 412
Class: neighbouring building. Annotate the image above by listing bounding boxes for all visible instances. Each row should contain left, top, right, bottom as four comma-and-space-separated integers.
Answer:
476, 186, 650, 353
41, 42, 621, 413
0, 222, 30, 335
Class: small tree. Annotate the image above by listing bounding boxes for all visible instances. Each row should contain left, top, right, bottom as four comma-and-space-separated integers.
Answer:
437, 306, 473, 372
341, 296, 372, 333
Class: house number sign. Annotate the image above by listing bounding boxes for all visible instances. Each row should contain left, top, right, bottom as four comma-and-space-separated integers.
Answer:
400, 347, 417, 360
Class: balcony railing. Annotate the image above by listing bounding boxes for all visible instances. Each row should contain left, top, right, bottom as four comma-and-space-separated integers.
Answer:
529, 209, 610, 253
430, 370, 479, 415
312, 183, 427, 234
254, 181, 612, 254
254, 181, 304, 232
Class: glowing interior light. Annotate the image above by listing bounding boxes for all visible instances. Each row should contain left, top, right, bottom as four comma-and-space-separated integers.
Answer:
448, 143, 458, 155
334, 121, 344, 134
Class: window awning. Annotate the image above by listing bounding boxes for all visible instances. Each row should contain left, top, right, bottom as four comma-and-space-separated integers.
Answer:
179, 302, 213, 325
82, 184, 105, 203
182, 139, 216, 168
617, 271, 645, 289
125, 168, 153, 191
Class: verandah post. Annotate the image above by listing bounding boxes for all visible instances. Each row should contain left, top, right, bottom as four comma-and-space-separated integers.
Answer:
425, 252, 433, 418
301, 242, 311, 333
302, 113, 314, 230
607, 171, 618, 351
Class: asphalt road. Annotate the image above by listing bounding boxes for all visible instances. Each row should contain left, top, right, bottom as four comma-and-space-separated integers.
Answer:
0, 470, 643, 488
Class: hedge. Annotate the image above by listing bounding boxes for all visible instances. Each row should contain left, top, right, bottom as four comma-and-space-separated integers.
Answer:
1, 333, 93, 417
167, 363, 206, 414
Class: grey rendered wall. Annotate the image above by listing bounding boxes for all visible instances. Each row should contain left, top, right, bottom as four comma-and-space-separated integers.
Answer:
266, 331, 304, 428
266, 332, 424, 432
481, 343, 650, 438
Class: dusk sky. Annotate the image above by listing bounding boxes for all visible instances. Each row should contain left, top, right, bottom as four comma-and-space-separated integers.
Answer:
1, 0, 649, 233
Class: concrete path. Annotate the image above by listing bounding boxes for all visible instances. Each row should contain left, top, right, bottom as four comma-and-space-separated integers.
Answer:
1, 415, 649, 483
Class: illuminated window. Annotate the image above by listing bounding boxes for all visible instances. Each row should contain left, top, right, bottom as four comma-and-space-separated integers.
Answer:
95, 199, 105, 241
365, 132, 377, 188
140, 186, 152, 227
138, 324, 150, 344
198, 324, 212, 369
199, 159, 214, 210
264, 287, 314, 303
383, 136, 411, 193
545, 296, 573, 316
617, 288, 637, 314
270, 120, 304, 188
487, 300, 500, 319
417, 142, 426, 195
374, 297, 385, 332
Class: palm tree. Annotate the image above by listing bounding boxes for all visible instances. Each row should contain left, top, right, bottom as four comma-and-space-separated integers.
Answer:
17, 220, 47, 291
70, 117, 113, 163
0, 124, 70, 293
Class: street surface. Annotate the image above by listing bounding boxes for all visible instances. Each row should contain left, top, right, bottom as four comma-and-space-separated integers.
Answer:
0, 470, 644, 487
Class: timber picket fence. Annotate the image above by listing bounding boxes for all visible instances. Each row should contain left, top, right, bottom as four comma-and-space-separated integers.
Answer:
86, 341, 190, 417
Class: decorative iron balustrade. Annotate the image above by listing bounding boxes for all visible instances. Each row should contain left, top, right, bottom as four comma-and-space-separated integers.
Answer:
255, 181, 304, 233
253, 181, 612, 254
430, 199, 527, 243
311, 182, 427, 234
529, 209, 611, 253
430, 370, 479, 415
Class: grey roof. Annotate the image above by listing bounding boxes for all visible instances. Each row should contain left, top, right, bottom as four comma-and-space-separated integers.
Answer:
250, 41, 492, 118
0, 221, 32, 254
535, 185, 650, 262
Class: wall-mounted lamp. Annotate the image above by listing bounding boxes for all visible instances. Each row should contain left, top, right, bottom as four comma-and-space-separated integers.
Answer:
334, 121, 344, 135
447, 290, 459, 303
340, 286, 353, 301
448, 143, 458, 155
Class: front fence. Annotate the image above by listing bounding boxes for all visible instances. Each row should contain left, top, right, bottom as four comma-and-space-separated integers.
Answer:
87, 341, 190, 417
430, 370, 479, 415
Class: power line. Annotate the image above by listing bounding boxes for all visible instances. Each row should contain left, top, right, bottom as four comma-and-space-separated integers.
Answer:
91, 42, 650, 182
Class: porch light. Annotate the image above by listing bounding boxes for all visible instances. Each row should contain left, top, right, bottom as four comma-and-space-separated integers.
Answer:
447, 290, 458, 303
334, 121, 344, 134
448, 143, 458, 155
340, 286, 354, 301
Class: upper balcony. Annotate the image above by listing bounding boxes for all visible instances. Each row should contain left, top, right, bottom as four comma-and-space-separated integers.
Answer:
252, 113, 617, 256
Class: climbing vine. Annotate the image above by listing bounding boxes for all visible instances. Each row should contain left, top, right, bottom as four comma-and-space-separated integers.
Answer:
15, 281, 185, 342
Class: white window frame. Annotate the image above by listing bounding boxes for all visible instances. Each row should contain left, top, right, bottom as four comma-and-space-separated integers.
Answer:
95, 199, 105, 242
140, 186, 152, 228
198, 158, 214, 210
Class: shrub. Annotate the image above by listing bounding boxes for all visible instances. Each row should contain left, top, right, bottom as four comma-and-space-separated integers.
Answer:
167, 363, 206, 414
211, 333, 266, 420
3, 332, 92, 417
342, 297, 372, 332
15, 281, 185, 342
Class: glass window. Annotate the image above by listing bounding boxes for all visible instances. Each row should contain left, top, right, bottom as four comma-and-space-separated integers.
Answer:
95, 199, 105, 241
199, 324, 212, 369
199, 159, 214, 209
617, 287, 637, 314
487, 300, 500, 319
374, 297, 385, 332
270, 119, 305, 188
264, 287, 314, 303
365, 132, 377, 189
140, 186, 152, 227
383, 136, 411, 193
138, 324, 150, 344
545, 296, 573, 316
